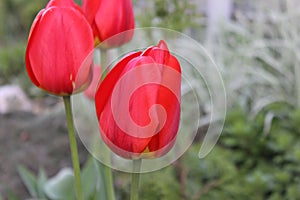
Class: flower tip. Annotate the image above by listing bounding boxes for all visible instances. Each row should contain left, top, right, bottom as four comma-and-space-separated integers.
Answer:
46, 0, 74, 8
157, 40, 169, 51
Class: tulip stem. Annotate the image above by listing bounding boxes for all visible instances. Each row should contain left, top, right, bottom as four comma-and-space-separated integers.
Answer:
103, 145, 115, 200
99, 48, 116, 200
63, 96, 83, 200
130, 159, 142, 200
100, 49, 108, 80
103, 163, 115, 200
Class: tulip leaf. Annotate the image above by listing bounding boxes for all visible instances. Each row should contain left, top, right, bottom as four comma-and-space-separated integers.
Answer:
92, 159, 108, 200
37, 168, 48, 198
81, 157, 98, 199
43, 168, 75, 200
17, 165, 38, 198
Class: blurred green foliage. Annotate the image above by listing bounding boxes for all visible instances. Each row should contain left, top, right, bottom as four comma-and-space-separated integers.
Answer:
0, 0, 46, 40
133, 0, 202, 32
15, 93, 300, 200
17, 157, 107, 200
0, 0, 47, 84
101, 103, 300, 200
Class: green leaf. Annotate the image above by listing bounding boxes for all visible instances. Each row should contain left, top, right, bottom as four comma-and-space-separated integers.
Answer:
37, 168, 48, 198
6, 192, 20, 200
17, 165, 38, 198
43, 168, 76, 200
92, 159, 107, 200
81, 157, 97, 199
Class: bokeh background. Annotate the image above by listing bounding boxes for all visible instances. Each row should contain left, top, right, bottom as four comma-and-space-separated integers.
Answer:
1, 0, 300, 199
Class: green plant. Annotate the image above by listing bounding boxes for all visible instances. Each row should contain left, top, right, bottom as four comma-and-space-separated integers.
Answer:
217, 104, 300, 199
133, 0, 202, 32
0, 43, 26, 84
18, 157, 107, 200
18, 166, 47, 199
0, 0, 48, 84
0, 0, 48, 40
214, 0, 300, 113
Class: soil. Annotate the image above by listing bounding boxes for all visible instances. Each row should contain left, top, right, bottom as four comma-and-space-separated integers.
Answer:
0, 96, 88, 199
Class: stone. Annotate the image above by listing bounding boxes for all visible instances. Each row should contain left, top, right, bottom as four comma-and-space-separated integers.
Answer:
0, 85, 32, 114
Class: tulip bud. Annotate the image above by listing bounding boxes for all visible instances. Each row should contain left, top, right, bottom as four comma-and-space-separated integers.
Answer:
25, 0, 94, 96
82, 0, 135, 48
95, 40, 181, 159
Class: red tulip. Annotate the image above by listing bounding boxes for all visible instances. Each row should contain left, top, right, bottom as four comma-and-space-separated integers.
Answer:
25, 0, 94, 96
95, 40, 181, 159
84, 65, 101, 100
82, 0, 135, 48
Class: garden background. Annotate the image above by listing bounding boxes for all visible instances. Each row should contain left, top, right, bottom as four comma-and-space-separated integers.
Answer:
1, 0, 300, 199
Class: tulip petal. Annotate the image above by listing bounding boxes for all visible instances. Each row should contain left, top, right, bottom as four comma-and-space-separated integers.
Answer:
46, 0, 75, 8
97, 55, 163, 157
84, 65, 101, 100
81, 0, 100, 25
147, 86, 181, 154
145, 41, 181, 155
157, 40, 169, 51
26, 10, 44, 87
95, 51, 141, 113
91, 0, 134, 47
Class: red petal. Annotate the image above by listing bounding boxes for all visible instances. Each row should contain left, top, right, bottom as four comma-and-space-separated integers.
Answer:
46, 0, 75, 8
96, 55, 165, 157
143, 40, 171, 66
147, 41, 181, 155
148, 86, 181, 154
157, 40, 169, 51
81, 0, 100, 25
93, 0, 134, 46
84, 65, 101, 100
25, 10, 45, 87
95, 51, 141, 114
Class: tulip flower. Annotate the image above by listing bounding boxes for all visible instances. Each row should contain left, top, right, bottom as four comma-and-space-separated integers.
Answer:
82, 0, 135, 48
95, 40, 181, 159
84, 65, 101, 100
25, 0, 94, 96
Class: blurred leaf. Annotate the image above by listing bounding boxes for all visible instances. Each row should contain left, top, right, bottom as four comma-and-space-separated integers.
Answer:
81, 157, 106, 200
81, 158, 96, 199
139, 167, 181, 200
6, 192, 20, 200
287, 184, 300, 199
43, 168, 75, 200
92, 159, 107, 200
17, 165, 38, 198
37, 168, 47, 198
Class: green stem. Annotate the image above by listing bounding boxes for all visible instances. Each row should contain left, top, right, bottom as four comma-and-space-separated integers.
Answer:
63, 96, 83, 200
130, 159, 142, 200
99, 48, 115, 200
92, 146, 115, 200
100, 49, 108, 80
295, 62, 300, 107
104, 164, 115, 200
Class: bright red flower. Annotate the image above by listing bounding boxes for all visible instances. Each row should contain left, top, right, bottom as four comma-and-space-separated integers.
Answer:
95, 40, 181, 159
25, 0, 94, 96
82, 0, 135, 48
84, 65, 101, 100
